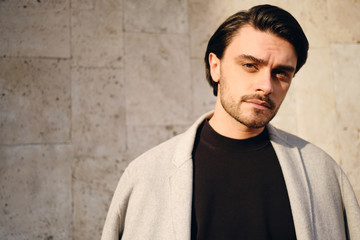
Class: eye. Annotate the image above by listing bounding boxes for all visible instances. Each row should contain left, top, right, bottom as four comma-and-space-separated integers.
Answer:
242, 63, 258, 72
272, 69, 290, 80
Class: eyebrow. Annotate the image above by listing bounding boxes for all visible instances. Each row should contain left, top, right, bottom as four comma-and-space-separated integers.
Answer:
236, 54, 267, 65
235, 54, 296, 73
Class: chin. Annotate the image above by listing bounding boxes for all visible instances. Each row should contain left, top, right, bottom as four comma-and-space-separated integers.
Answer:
236, 113, 275, 129
241, 120, 269, 129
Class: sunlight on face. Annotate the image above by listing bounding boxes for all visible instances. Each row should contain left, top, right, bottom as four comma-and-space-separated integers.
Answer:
213, 25, 297, 129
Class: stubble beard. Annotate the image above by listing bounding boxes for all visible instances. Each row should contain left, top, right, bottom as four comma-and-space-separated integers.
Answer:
219, 77, 281, 129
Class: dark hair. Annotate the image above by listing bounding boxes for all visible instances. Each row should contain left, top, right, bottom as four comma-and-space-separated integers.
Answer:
205, 4, 309, 96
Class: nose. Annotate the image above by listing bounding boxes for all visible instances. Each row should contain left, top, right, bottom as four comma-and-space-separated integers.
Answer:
255, 71, 273, 95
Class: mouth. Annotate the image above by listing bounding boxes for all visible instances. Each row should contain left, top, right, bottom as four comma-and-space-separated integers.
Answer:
244, 99, 273, 109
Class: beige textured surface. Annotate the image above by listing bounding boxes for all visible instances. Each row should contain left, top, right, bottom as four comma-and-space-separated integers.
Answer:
72, 67, 126, 158
0, 144, 72, 240
124, 32, 192, 126
124, 0, 188, 34
191, 58, 217, 116
328, 0, 360, 43
72, 155, 127, 240
294, 48, 339, 159
71, 3, 123, 68
0, 0, 359, 239
0, 58, 71, 145
0, 0, 70, 58
332, 44, 360, 198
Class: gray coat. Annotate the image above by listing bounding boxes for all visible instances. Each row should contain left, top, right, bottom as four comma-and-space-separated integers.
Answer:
101, 112, 360, 240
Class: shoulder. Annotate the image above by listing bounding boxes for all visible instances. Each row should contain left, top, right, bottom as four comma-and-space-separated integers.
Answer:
267, 125, 351, 197
267, 124, 341, 172
125, 112, 213, 176
268, 124, 332, 157
125, 133, 183, 177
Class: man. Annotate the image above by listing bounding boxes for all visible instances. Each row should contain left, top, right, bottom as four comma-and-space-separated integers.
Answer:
101, 4, 360, 240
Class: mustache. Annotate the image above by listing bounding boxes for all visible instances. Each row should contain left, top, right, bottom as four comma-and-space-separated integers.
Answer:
241, 94, 276, 109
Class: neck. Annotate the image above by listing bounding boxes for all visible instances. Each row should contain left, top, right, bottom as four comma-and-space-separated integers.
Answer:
209, 101, 265, 140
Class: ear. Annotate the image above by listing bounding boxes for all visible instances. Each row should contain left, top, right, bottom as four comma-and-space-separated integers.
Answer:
209, 53, 221, 83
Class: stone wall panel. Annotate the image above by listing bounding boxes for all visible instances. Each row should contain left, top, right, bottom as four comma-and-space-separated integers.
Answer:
0, 1, 70, 58
190, 58, 216, 120
328, 0, 360, 43
0, 57, 71, 145
124, 0, 188, 34
0, 144, 72, 240
332, 43, 360, 200
72, 67, 126, 158
71, 7, 123, 68
189, 0, 235, 58
293, 48, 339, 159
72, 156, 127, 240
125, 33, 192, 126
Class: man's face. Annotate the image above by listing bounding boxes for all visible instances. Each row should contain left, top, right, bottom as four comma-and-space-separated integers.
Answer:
210, 25, 297, 129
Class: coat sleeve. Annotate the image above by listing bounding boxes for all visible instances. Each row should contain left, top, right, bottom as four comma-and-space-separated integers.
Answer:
101, 169, 132, 240
341, 170, 360, 239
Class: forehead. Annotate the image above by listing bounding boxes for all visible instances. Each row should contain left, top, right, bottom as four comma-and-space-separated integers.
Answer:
224, 25, 297, 66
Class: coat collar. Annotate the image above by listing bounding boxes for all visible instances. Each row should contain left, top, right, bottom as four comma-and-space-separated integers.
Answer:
172, 112, 214, 168
169, 112, 213, 239
268, 124, 315, 239
170, 112, 314, 240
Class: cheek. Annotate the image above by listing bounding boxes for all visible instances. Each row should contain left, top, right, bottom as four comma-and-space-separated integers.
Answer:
273, 82, 291, 101
280, 83, 290, 93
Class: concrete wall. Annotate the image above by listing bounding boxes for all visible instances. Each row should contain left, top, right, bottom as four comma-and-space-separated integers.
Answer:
0, 0, 359, 239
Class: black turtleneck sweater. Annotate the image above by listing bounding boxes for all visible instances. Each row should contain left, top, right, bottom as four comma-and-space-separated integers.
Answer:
191, 120, 296, 240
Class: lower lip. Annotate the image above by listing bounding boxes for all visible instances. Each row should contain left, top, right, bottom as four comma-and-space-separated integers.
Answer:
245, 102, 271, 110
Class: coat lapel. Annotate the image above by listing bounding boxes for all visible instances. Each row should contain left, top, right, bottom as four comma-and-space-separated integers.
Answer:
168, 113, 212, 240
169, 160, 193, 240
268, 125, 314, 240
